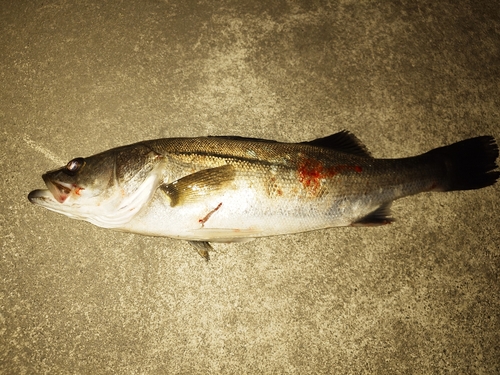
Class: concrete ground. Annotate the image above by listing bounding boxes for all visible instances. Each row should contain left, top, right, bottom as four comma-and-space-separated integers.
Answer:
1, 0, 499, 373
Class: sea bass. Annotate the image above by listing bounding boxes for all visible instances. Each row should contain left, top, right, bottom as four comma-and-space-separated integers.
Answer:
28, 131, 499, 259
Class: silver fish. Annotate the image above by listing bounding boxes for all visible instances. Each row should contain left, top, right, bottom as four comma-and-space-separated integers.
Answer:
28, 131, 499, 259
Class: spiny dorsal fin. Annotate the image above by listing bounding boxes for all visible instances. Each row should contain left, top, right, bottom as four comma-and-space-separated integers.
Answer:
160, 165, 235, 207
303, 130, 372, 158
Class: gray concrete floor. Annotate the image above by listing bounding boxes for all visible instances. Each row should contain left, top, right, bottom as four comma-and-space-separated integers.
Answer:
2, 0, 499, 373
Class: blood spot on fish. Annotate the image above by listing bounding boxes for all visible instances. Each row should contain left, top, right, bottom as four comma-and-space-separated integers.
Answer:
73, 185, 84, 196
267, 176, 284, 197
199, 202, 222, 227
298, 158, 362, 193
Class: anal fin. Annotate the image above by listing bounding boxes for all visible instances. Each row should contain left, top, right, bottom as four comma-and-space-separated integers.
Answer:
351, 203, 394, 227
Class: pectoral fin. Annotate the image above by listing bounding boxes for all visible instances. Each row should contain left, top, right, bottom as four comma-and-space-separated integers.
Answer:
160, 165, 235, 207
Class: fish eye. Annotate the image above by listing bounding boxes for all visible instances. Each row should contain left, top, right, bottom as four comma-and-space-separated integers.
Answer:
65, 157, 85, 175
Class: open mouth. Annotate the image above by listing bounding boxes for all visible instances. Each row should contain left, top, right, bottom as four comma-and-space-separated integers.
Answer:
45, 180, 73, 203
28, 176, 75, 204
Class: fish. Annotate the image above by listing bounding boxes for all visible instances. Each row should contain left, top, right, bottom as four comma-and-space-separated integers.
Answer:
28, 131, 499, 260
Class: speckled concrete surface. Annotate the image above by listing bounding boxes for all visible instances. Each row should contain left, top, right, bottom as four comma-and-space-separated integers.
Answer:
1, 1, 499, 373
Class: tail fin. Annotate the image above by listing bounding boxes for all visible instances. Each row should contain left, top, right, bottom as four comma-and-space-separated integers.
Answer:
425, 136, 499, 192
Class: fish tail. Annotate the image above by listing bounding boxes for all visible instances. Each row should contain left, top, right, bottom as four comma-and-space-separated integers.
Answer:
426, 136, 499, 192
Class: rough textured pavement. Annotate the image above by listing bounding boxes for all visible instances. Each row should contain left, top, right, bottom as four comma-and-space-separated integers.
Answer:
2, 1, 499, 373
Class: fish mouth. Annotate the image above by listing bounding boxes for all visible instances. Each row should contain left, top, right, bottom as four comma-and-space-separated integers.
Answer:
28, 176, 75, 204
28, 188, 57, 204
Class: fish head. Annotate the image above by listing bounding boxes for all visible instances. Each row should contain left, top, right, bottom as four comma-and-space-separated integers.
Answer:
28, 144, 164, 228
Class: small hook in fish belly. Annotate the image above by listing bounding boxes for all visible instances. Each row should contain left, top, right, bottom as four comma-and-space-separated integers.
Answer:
199, 202, 223, 227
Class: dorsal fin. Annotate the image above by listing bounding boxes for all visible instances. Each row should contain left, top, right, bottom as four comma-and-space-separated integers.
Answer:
302, 130, 372, 158
208, 135, 278, 144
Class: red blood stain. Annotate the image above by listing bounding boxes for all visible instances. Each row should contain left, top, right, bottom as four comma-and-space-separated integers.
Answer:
298, 159, 362, 192
73, 185, 84, 195
268, 176, 284, 197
